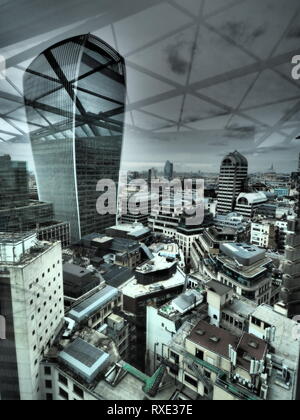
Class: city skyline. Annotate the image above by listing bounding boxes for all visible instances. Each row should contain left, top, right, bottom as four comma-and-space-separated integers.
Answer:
1, 0, 300, 403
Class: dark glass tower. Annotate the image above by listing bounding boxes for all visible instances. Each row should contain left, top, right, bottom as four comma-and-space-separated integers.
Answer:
0, 155, 29, 209
164, 160, 174, 181
24, 34, 126, 243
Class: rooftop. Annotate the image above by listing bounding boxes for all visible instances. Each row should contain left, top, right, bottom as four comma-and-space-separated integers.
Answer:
187, 320, 238, 359
121, 266, 185, 299
206, 280, 232, 297
237, 192, 268, 205
251, 305, 300, 370
237, 333, 268, 371
220, 243, 266, 266
217, 253, 272, 279
63, 263, 94, 279
68, 286, 119, 322
58, 337, 110, 384
223, 297, 258, 321
107, 223, 151, 238
99, 263, 133, 288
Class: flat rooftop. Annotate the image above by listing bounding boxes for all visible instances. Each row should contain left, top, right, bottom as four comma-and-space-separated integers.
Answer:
251, 305, 300, 370
121, 266, 185, 299
206, 280, 232, 297
58, 338, 110, 384
63, 263, 93, 279
68, 286, 119, 322
217, 254, 272, 279
223, 297, 257, 321
136, 255, 176, 275
220, 243, 266, 266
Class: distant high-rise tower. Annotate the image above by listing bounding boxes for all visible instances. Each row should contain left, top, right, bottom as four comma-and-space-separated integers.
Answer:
24, 34, 126, 243
0, 155, 29, 209
217, 151, 248, 215
164, 161, 174, 181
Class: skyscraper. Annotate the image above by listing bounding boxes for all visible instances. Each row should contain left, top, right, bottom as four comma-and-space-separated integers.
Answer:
0, 155, 29, 209
217, 151, 248, 215
24, 34, 126, 243
0, 233, 64, 400
164, 160, 174, 181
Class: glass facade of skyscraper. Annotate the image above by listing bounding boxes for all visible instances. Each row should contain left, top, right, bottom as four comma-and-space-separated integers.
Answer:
24, 34, 126, 242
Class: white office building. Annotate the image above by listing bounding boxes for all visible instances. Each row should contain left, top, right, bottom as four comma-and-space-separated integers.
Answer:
0, 232, 64, 400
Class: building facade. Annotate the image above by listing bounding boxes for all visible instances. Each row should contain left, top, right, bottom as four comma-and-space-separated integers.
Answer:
217, 151, 248, 215
24, 34, 126, 243
0, 233, 64, 400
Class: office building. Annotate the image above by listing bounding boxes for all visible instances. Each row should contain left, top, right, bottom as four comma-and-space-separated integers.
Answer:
24, 34, 126, 243
0, 233, 64, 400
235, 192, 268, 218
0, 155, 29, 209
281, 216, 300, 317
164, 161, 174, 181
251, 222, 277, 250
217, 151, 248, 215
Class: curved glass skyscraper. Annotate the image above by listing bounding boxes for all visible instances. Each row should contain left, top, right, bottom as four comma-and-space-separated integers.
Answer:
24, 34, 126, 242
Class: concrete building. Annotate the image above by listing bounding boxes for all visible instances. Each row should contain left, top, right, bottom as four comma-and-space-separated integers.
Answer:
235, 192, 268, 218
120, 243, 186, 370
216, 243, 274, 305
0, 199, 71, 249
68, 285, 122, 331
251, 220, 288, 252
40, 327, 176, 401
214, 212, 248, 232
251, 222, 277, 250
281, 217, 300, 317
119, 191, 159, 226
0, 232, 64, 400
105, 223, 151, 242
81, 233, 143, 269
163, 304, 300, 400
190, 226, 240, 273
146, 289, 206, 374
217, 151, 248, 215
63, 262, 102, 308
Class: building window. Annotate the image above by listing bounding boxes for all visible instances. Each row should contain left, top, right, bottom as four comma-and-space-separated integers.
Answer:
44, 367, 51, 376
184, 374, 198, 389
170, 351, 179, 364
46, 393, 53, 401
196, 349, 204, 360
73, 384, 84, 399
58, 373, 68, 387
45, 380, 52, 389
59, 388, 69, 400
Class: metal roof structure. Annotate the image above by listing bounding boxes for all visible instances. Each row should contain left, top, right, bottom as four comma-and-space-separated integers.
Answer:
0, 0, 300, 171
58, 337, 110, 383
68, 285, 119, 322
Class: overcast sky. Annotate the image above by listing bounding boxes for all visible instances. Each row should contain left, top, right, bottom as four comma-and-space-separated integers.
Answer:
0, 0, 300, 174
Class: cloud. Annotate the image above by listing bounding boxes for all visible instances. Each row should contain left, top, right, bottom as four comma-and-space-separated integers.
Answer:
165, 41, 191, 75
288, 25, 300, 39
221, 21, 266, 44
